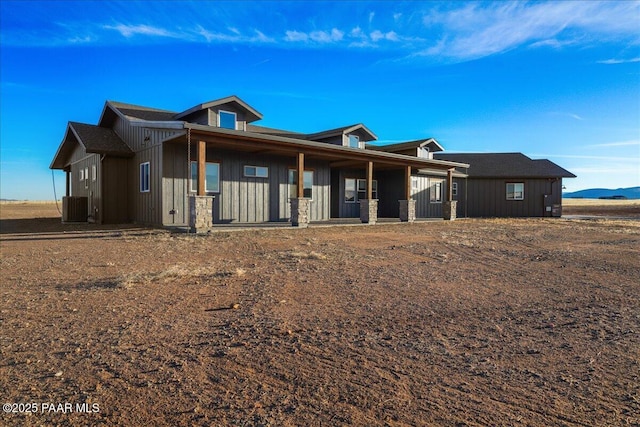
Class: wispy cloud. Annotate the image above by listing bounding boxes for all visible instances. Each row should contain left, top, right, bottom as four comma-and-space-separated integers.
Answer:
2, 1, 638, 63
417, 1, 640, 61
103, 23, 178, 39
586, 140, 640, 148
597, 57, 640, 65
549, 111, 585, 121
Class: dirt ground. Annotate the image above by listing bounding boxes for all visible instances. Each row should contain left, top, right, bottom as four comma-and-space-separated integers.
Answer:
1, 202, 639, 426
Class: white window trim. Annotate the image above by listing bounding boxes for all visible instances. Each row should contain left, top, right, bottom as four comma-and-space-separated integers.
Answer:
345, 178, 378, 202
190, 161, 220, 193
347, 134, 361, 149
430, 179, 442, 203
92, 165, 97, 182
506, 182, 525, 200
84, 167, 89, 189
218, 110, 237, 130
140, 162, 150, 193
452, 182, 458, 197
244, 165, 269, 178
79, 169, 84, 182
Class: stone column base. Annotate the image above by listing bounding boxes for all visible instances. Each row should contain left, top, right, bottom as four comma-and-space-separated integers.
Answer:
291, 198, 311, 227
189, 195, 214, 233
359, 199, 378, 224
444, 200, 457, 221
399, 199, 416, 222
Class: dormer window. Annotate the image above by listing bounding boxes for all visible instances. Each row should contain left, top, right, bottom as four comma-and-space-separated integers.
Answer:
218, 110, 236, 130
418, 147, 430, 158
348, 134, 360, 148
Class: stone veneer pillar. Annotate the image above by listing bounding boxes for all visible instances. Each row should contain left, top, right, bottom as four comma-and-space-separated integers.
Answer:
189, 195, 214, 233
399, 199, 416, 223
359, 199, 378, 224
291, 198, 311, 227
444, 200, 457, 221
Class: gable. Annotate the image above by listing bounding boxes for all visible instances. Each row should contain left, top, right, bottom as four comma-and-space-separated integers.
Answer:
50, 122, 133, 169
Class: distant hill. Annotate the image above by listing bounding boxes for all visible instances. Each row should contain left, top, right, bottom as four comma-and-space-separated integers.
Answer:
563, 187, 640, 199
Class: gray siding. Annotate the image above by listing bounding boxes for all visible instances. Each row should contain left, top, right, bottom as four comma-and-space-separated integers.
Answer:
413, 176, 444, 218
465, 178, 563, 217
112, 115, 181, 226
102, 157, 129, 223
161, 147, 330, 225
162, 143, 189, 225
68, 146, 101, 222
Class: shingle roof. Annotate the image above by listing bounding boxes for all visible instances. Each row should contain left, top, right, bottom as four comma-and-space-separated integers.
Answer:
107, 101, 178, 121
246, 124, 305, 137
433, 153, 576, 178
70, 122, 133, 156
367, 138, 444, 153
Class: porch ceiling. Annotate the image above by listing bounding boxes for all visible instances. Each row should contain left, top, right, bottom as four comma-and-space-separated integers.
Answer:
167, 124, 469, 172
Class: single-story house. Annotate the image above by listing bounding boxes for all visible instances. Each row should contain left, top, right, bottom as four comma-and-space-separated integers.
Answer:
433, 152, 576, 217
50, 96, 469, 229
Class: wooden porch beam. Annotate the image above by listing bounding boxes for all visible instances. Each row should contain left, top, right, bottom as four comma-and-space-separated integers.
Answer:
405, 165, 412, 200
297, 152, 305, 198
366, 161, 373, 200
198, 140, 206, 196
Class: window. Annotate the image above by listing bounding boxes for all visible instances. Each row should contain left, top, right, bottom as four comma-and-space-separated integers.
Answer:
289, 170, 313, 199
92, 165, 97, 182
348, 134, 360, 148
140, 162, 150, 193
411, 176, 419, 191
430, 179, 442, 203
418, 147, 430, 158
244, 165, 269, 178
190, 161, 220, 193
84, 167, 89, 189
452, 182, 458, 197
506, 183, 524, 200
79, 169, 84, 181
218, 110, 236, 130
345, 178, 377, 202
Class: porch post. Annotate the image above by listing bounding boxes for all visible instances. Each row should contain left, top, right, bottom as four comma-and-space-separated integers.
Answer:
360, 161, 378, 224
197, 140, 206, 196
444, 168, 457, 221
405, 165, 412, 201
297, 152, 305, 199
399, 165, 415, 222
291, 152, 310, 227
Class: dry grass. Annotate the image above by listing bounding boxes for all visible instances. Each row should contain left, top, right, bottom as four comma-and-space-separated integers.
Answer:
118, 264, 247, 288
562, 198, 640, 207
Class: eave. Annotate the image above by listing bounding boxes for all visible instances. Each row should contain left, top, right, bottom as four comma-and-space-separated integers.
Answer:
177, 123, 468, 171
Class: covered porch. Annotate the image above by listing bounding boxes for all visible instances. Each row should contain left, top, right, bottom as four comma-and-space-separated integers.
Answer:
163, 123, 468, 232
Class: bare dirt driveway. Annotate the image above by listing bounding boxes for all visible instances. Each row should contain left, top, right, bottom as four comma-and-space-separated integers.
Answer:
1, 203, 639, 426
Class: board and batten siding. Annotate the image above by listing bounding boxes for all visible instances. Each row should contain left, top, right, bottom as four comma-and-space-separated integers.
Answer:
465, 178, 562, 217
67, 145, 101, 222
102, 157, 129, 223
112, 115, 182, 226
161, 146, 330, 225
413, 176, 444, 219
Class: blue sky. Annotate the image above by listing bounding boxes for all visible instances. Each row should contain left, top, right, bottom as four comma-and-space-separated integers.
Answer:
1, 0, 639, 200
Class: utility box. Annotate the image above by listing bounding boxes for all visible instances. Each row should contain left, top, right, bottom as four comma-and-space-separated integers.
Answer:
62, 196, 88, 222
552, 204, 562, 217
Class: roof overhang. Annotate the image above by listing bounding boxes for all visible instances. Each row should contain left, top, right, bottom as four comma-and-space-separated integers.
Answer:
174, 95, 263, 123
50, 122, 133, 170
306, 123, 378, 142
170, 123, 468, 171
